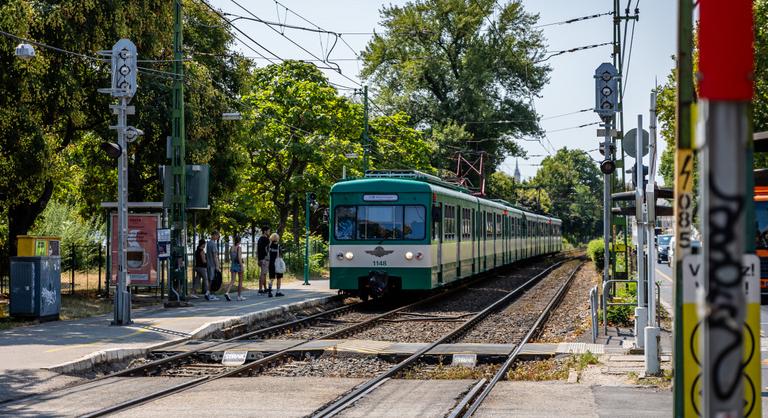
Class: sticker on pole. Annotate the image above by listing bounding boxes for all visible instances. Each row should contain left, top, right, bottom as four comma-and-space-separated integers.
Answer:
222, 350, 248, 366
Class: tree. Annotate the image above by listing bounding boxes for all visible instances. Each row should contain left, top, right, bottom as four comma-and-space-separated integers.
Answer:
657, 0, 768, 185
361, 0, 549, 174
486, 171, 551, 213
235, 61, 435, 242
0, 0, 249, 269
533, 148, 603, 243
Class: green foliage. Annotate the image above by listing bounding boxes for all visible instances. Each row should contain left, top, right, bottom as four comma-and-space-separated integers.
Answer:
0, 0, 248, 268
604, 283, 637, 327
30, 200, 104, 268
587, 239, 605, 270
361, 0, 550, 172
658, 0, 768, 185
486, 172, 552, 213
534, 149, 603, 243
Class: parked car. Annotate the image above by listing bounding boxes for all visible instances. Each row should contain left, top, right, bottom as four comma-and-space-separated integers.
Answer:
666, 237, 701, 265
656, 234, 673, 264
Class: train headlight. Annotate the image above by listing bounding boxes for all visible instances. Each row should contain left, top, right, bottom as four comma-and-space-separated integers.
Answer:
336, 252, 345, 260
405, 251, 414, 260
415, 252, 423, 260
345, 251, 354, 260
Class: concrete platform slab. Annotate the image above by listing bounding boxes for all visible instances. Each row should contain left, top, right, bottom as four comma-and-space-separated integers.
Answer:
0, 377, 195, 417
110, 376, 364, 418
337, 379, 475, 418
474, 381, 672, 418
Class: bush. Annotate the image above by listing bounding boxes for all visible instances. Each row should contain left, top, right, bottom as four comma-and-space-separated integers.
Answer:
30, 200, 104, 269
561, 237, 574, 251
587, 239, 605, 270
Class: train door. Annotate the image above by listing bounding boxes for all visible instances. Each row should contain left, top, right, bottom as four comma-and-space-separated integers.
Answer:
455, 206, 461, 279
433, 203, 443, 284
471, 208, 476, 274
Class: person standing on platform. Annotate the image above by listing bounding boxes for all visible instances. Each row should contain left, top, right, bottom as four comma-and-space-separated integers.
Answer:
257, 227, 271, 295
267, 233, 284, 297
205, 230, 221, 301
192, 239, 210, 300
224, 236, 245, 301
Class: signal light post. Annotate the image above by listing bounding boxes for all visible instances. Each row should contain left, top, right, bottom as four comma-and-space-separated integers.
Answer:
96, 39, 141, 325
594, 63, 620, 291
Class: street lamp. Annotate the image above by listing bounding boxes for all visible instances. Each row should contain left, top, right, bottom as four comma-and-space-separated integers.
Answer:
15, 43, 35, 59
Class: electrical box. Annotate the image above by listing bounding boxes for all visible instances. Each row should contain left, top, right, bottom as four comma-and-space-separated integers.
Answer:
17, 236, 61, 257
10, 256, 61, 319
162, 164, 210, 210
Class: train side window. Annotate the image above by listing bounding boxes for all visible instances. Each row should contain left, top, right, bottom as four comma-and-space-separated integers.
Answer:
496, 214, 502, 237
444, 205, 456, 241
462, 208, 472, 240
486, 212, 494, 238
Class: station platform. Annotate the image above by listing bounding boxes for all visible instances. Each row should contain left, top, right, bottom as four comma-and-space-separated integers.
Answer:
0, 279, 336, 401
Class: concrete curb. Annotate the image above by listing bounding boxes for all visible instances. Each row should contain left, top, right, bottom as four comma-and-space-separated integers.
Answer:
44, 294, 339, 375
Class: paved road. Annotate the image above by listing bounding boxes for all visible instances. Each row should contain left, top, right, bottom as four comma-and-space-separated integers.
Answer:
653, 262, 768, 411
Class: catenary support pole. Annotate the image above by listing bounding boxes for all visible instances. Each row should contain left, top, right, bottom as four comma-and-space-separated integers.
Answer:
304, 192, 311, 286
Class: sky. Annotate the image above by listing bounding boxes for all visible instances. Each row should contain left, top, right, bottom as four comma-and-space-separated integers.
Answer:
208, 0, 677, 183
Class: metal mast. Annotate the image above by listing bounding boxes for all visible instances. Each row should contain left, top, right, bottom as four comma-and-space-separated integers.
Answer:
169, 0, 187, 302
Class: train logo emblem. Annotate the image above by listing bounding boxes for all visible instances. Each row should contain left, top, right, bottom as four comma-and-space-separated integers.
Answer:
365, 246, 393, 258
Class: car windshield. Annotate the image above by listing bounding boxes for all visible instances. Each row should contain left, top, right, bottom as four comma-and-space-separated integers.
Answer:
657, 235, 672, 246
334, 205, 426, 240
756, 201, 768, 249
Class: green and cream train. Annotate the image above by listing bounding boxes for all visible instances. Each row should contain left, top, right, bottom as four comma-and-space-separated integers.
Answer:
329, 170, 562, 299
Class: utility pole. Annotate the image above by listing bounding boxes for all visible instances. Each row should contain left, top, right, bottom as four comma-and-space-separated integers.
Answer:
673, 0, 695, 415
613, 0, 639, 281
168, 0, 188, 305
304, 193, 317, 286
698, 1, 753, 416
358, 86, 370, 173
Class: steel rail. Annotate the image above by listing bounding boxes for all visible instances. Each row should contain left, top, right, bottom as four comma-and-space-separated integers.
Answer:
452, 261, 586, 418
0, 296, 354, 407
79, 255, 569, 418
310, 259, 571, 418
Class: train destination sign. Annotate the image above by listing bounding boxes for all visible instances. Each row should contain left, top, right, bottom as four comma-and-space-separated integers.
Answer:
363, 194, 398, 202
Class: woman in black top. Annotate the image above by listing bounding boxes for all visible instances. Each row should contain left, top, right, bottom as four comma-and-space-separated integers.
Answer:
193, 239, 209, 300
267, 233, 284, 297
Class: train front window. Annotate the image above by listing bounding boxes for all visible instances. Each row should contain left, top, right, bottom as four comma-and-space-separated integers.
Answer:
334, 205, 426, 240
756, 201, 768, 249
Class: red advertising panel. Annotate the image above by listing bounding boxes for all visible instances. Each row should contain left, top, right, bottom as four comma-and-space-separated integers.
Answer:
111, 214, 160, 286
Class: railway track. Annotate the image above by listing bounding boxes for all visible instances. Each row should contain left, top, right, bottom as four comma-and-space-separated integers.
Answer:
448, 260, 585, 418
0, 255, 574, 417
308, 260, 582, 417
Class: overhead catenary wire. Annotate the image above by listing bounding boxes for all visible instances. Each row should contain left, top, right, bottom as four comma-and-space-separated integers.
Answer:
533, 11, 613, 28
621, 0, 640, 98
537, 42, 613, 62
198, 0, 282, 64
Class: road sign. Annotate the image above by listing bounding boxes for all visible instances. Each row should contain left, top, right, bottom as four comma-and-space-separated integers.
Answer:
681, 254, 761, 417
593, 63, 619, 119
624, 128, 649, 158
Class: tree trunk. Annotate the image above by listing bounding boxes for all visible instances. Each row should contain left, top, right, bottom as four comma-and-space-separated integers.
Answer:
292, 195, 300, 249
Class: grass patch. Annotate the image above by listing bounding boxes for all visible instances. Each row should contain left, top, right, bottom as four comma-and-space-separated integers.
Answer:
627, 368, 673, 389
507, 352, 600, 382
401, 361, 500, 380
